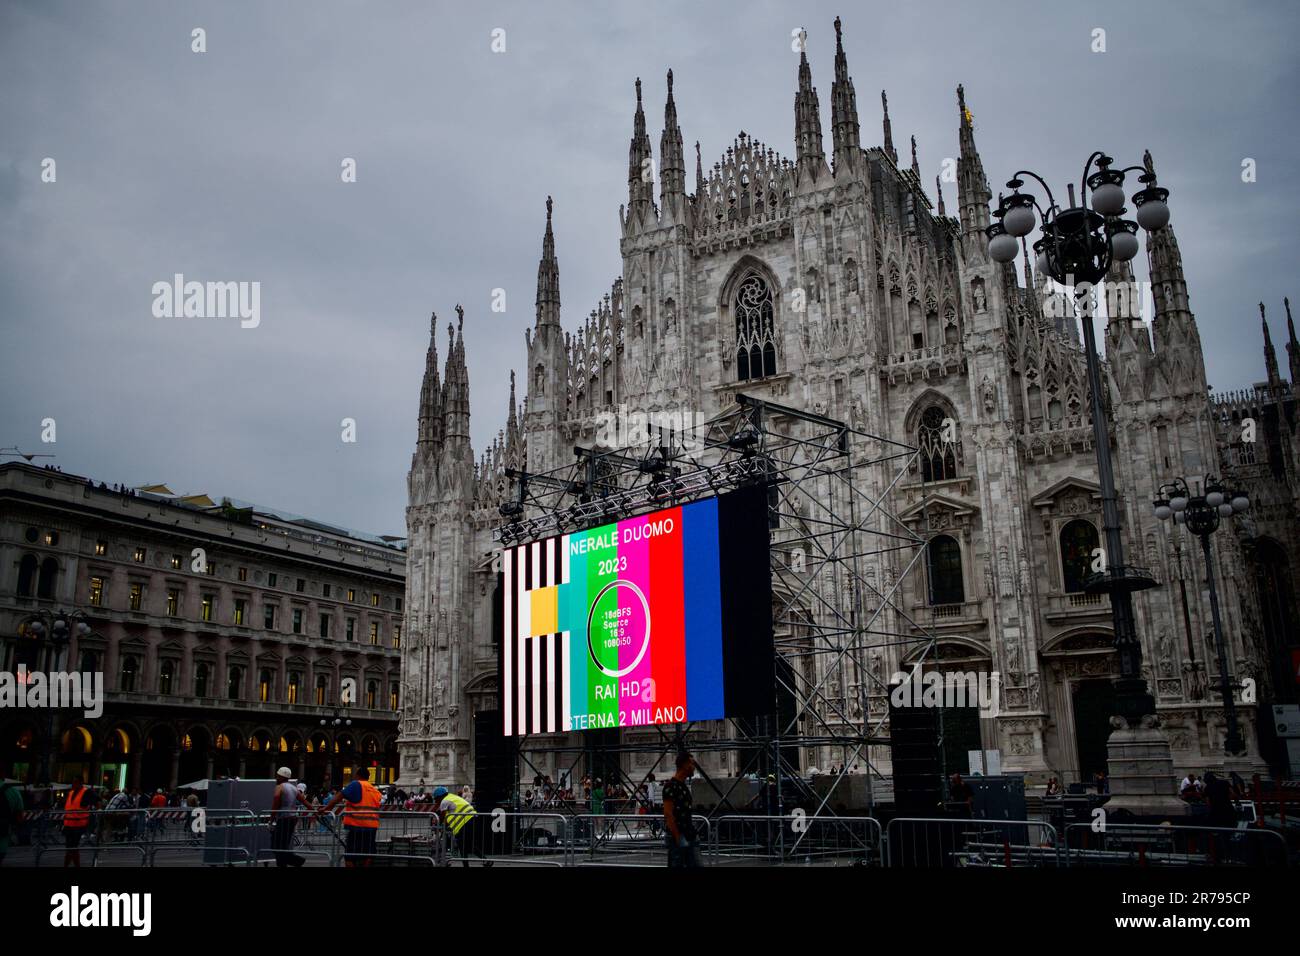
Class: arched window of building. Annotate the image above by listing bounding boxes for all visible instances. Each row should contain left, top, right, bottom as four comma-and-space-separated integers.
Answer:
120, 656, 138, 693
259, 669, 273, 703
1060, 519, 1099, 593
227, 665, 242, 700
287, 672, 301, 705
927, 534, 964, 605
918, 406, 958, 482
37, 557, 58, 599
366, 680, 378, 709
735, 272, 777, 381
315, 674, 329, 706
159, 660, 175, 695
194, 662, 210, 698
17, 554, 38, 596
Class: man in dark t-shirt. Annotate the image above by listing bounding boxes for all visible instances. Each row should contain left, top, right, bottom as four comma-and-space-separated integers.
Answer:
662, 751, 700, 868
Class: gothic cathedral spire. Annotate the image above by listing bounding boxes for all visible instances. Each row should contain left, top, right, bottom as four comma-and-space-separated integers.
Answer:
535, 196, 561, 330
881, 90, 897, 165
659, 69, 686, 221
956, 84, 991, 251
1286, 297, 1300, 386
524, 197, 569, 472
794, 40, 828, 182
1143, 150, 1206, 398
441, 306, 471, 446
1262, 302, 1281, 388
829, 16, 860, 174
627, 78, 655, 222
415, 311, 444, 462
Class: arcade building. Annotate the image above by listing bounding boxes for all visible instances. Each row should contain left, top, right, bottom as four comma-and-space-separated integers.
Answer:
0, 462, 405, 792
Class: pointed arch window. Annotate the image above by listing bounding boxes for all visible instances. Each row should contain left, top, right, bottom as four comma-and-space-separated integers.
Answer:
927, 534, 964, 605
918, 406, 958, 482
735, 272, 777, 381
1060, 519, 1099, 593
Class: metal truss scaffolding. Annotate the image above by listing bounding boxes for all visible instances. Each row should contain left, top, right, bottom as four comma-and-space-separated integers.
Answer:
495, 393, 945, 825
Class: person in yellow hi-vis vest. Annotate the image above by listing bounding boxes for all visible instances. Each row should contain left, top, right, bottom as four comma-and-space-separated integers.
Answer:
432, 786, 492, 867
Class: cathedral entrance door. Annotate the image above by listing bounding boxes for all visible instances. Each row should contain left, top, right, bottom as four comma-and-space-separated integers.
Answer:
1071, 679, 1117, 785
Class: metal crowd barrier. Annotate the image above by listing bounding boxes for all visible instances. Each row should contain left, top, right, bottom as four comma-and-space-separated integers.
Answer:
885, 817, 1061, 868
569, 813, 711, 866
32, 842, 148, 867
9, 805, 1292, 869
710, 814, 883, 866
1064, 822, 1289, 867
254, 849, 335, 867
24, 808, 255, 866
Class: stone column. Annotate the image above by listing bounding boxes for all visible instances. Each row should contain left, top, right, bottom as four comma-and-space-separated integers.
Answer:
169, 748, 181, 790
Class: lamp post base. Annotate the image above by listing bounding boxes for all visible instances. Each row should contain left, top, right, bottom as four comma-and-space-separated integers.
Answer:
1103, 714, 1188, 820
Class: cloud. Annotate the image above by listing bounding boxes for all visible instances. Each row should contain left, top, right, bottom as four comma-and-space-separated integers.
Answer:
2, 0, 1298, 533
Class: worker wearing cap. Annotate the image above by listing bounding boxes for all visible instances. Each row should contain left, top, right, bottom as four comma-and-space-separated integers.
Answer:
432, 786, 492, 867
270, 767, 307, 867
318, 767, 382, 867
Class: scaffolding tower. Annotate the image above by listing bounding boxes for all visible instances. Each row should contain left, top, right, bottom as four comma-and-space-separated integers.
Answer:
494, 393, 944, 823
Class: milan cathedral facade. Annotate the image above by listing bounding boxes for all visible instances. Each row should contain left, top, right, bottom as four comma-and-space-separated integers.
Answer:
398, 19, 1298, 790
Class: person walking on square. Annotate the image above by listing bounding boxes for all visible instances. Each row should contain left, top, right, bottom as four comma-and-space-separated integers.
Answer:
270, 767, 307, 867
662, 751, 701, 868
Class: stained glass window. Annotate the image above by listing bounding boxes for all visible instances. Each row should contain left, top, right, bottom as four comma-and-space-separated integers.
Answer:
1060, 519, 1099, 593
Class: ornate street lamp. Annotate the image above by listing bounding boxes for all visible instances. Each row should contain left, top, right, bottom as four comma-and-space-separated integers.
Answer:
1153, 477, 1250, 755
320, 683, 354, 727
987, 152, 1165, 730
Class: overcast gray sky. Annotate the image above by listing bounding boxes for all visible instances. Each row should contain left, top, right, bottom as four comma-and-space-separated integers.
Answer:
2, 0, 1297, 537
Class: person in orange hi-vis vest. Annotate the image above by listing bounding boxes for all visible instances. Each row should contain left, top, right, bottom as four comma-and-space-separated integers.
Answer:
62, 775, 95, 868
318, 767, 382, 867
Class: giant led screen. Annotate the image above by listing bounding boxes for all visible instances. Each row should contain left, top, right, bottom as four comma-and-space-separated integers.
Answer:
499, 484, 775, 736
